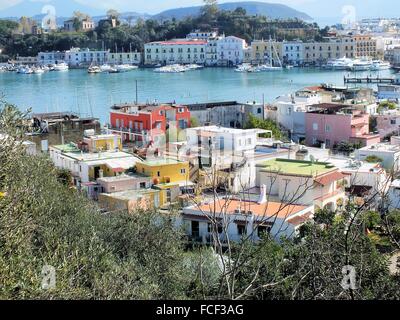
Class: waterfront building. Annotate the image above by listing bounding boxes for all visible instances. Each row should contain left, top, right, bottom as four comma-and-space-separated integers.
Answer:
250, 40, 283, 65
107, 51, 141, 65
37, 51, 66, 65
256, 158, 347, 211
305, 103, 381, 149
15, 56, 38, 65
356, 143, 400, 170
282, 40, 304, 66
352, 34, 378, 59
144, 39, 207, 65
64, 47, 109, 67
109, 103, 191, 145
181, 196, 314, 243
216, 36, 247, 66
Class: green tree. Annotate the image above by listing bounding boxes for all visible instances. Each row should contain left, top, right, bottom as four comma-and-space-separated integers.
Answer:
244, 114, 282, 139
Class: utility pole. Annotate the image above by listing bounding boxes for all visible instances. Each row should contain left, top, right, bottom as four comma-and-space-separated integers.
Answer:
135, 80, 138, 104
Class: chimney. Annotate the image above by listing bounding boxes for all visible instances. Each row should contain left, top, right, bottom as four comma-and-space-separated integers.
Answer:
258, 184, 267, 204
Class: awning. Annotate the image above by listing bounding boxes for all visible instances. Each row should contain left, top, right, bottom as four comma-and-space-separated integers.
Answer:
315, 171, 347, 186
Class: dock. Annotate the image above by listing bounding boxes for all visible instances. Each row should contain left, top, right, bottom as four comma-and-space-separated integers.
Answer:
344, 76, 395, 84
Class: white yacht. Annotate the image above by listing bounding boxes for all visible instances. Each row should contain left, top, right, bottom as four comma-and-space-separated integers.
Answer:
17, 66, 33, 74
115, 64, 138, 72
99, 64, 113, 72
235, 63, 253, 72
88, 65, 102, 74
370, 60, 391, 71
53, 63, 69, 71
32, 67, 45, 74
351, 59, 372, 71
254, 64, 283, 72
326, 57, 354, 70
154, 64, 187, 73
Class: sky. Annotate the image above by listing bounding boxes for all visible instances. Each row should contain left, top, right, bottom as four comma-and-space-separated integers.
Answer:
0, 0, 398, 24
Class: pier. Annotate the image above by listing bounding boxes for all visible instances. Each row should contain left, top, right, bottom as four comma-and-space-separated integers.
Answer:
344, 76, 395, 84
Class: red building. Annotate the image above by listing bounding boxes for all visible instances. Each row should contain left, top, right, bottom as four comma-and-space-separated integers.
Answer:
109, 103, 191, 145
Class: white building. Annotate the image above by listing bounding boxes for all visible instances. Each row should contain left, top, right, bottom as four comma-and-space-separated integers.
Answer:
107, 52, 141, 65
323, 157, 389, 196
64, 48, 109, 67
282, 41, 304, 66
184, 126, 272, 193
275, 89, 323, 142
187, 101, 266, 128
37, 51, 66, 65
257, 158, 347, 211
186, 30, 218, 40
181, 196, 314, 243
49, 143, 140, 186
356, 143, 400, 171
144, 40, 207, 65
388, 179, 400, 210
216, 36, 247, 66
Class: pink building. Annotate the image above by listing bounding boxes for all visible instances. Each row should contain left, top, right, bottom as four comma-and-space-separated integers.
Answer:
375, 114, 400, 139
305, 104, 380, 149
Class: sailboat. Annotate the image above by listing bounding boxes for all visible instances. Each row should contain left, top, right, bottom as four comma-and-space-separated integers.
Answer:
254, 38, 283, 72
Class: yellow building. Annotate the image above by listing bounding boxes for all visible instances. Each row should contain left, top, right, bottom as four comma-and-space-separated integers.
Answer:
82, 134, 122, 152
251, 40, 283, 65
136, 158, 190, 185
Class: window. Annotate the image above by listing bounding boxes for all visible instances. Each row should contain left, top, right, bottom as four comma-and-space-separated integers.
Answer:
325, 124, 331, 132
257, 226, 269, 237
313, 123, 318, 131
191, 221, 199, 237
237, 224, 246, 236
180, 168, 186, 174
325, 139, 331, 148
157, 171, 161, 177
139, 182, 146, 189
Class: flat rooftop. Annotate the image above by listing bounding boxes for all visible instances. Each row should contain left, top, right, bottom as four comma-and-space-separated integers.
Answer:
258, 158, 335, 177
100, 188, 159, 201
190, 126, 269, 135
190, 199, 310, 220
142, 158, 185, 166
358, 143, 400, 153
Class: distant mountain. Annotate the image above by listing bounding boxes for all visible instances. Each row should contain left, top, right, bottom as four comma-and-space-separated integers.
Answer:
153, 2, 312, 21
0, 1, 312, 25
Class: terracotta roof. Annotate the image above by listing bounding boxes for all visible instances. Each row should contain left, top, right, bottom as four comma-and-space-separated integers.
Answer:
286, 212, 314, 226
315, 171, 346, 186
196, 199, 308, 220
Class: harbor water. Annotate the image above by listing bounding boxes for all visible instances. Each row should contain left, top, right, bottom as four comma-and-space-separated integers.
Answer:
0, 67, 394, 124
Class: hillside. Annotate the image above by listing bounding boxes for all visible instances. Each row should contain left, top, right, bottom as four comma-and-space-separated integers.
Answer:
154, 1, 312, 21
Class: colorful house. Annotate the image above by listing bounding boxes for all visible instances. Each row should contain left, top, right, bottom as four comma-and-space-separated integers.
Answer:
305, 103, 380, 149
257, 158, 347, 211
136, 158, 193, 206
135, 158, 190, 185
108, 103, 191, 145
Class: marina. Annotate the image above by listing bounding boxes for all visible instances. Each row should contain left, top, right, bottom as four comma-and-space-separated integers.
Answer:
0, 67, 394, 123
